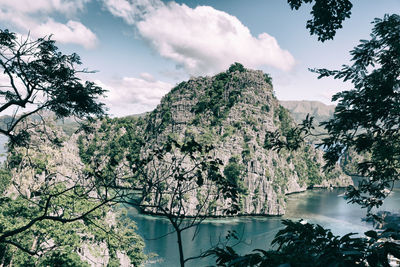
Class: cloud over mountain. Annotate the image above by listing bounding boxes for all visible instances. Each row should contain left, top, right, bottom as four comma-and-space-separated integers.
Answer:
103, 0, 295, 75
97, 75, 172, 116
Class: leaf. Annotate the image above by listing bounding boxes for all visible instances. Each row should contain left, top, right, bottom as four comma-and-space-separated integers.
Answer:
364, 230, 378, 239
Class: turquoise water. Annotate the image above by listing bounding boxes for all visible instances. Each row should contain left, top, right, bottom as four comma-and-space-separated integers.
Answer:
129, 188, 400, 266
0, 136, 397, 266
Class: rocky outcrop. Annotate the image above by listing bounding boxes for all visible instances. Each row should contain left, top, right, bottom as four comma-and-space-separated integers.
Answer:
138, 65, 353, 216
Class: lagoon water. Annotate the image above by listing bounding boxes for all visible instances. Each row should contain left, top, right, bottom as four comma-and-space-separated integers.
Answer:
130, 188, 400, 266
0, 136, 397, 266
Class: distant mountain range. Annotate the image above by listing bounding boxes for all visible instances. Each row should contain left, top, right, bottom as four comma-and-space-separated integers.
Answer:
280, 100, 335, 124
0, 112, 81, 136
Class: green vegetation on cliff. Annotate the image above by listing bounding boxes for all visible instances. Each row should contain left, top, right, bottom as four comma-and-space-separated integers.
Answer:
192, 64, 245, 125
78, 64, 351, 219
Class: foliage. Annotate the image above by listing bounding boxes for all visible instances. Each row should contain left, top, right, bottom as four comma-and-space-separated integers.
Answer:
40, 251, 90, 267
0, 167, 11, 194
207, 219, 400, 267
191, 64, 244, 125
77, 116, 145, 189
340, 148, 371, 176
228, 62, 246, 73
0, 30, 120, 262
103, 212, 147, 266
223, 156, 247, 195
272, 168, 288, 193
222, 125, 235, 139
287, 0, 353, 42
0, 29, 105, 145
304, 155, 323, 186
263, 73, 273, 86
277, 105, 292, 135
291, 146, 323, 187
0, 194, 145, 266
314, 14, 400, 211
264, 112, 314, 152
0, 119, 145, 266
198, 127, 218, 146
241, 142, 252, 163
261, 104, 270, 112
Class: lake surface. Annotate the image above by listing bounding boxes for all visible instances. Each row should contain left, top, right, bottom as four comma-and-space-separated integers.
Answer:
129, 187, 400, 266
0, 136, 397, 266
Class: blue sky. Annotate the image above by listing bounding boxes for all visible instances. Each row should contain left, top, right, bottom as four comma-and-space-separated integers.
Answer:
0, 0, 399, 116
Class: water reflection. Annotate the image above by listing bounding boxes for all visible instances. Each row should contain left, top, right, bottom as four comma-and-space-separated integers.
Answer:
130, 188, 400, 266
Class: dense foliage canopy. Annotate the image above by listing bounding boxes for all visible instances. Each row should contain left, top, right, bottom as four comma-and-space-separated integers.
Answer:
0, 29, 105, 145
208, 219, 400, 267
0, 30, 147, 266
317, 14, 400, 211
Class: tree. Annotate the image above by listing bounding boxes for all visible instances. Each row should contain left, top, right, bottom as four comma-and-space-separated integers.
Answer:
77, 117, 242, 267
315, 14, 400, 212
0, 29, 105, 145
287, 0, 353, 42
0, 118, 145, 265
135, 137, 237, 267
207, 12, 400, 267
0, 30, 147, 265
223, 156, 247, 195
207, 220, 400, 267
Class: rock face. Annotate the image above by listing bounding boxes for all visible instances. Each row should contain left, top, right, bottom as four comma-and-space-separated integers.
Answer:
139, 65, 353, 216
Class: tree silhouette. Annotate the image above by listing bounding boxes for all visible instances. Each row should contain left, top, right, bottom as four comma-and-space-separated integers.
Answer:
315, 14, 400, 212
0, 30, 146, 265
288, 0, 353, 42
208, 12, 400, 267
0, 29, 105, 145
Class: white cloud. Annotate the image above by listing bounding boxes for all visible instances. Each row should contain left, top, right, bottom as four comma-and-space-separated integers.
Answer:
0, 0, 97, 49
0, 0, 90, 16
103, 0, 295, 75
102, 0, 162, 24
97, 76, 172, 117
139, 72, 156, 82
32, 19, 97, 49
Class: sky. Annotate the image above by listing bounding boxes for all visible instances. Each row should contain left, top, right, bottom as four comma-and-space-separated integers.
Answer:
0, 0, 399, 117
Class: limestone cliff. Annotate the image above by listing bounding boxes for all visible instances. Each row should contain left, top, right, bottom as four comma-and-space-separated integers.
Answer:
136, 64, 352, 216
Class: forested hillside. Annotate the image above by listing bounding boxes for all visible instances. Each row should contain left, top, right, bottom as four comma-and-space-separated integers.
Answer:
79, 65, 352, 217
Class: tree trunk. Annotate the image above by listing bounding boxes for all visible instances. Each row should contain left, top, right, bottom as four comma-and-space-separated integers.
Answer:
0, 245, 6, 267
176, 229, 185, 267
